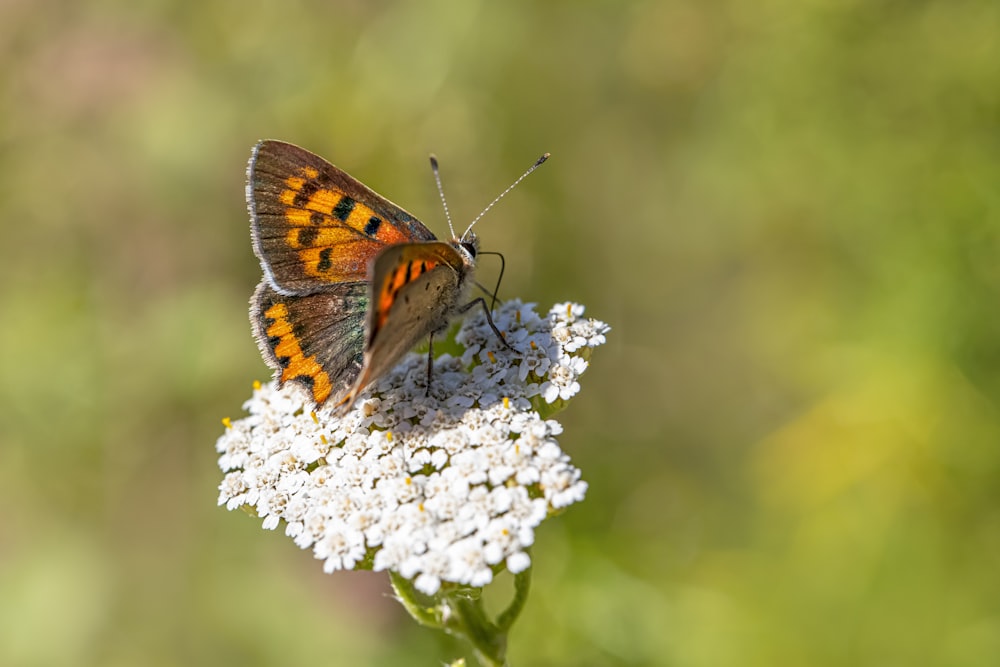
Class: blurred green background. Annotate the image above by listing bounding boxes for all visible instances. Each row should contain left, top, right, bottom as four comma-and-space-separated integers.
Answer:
3, 0, 999, 665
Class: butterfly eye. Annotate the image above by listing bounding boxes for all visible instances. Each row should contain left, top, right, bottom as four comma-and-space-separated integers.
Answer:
461, 242, 477, 258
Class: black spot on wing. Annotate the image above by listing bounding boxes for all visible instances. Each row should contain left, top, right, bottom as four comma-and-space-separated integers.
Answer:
293, 179, 321, 207
364, 216, 382, 237
297, 227, 319, 246
317, 248, 333, 272
332, 197, 356, 221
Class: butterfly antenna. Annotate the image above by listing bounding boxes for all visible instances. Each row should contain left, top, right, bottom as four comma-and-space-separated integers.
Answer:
461, 153, 550, 241
429, 155, 457, 239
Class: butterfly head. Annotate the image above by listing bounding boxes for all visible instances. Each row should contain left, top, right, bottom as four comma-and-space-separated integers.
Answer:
455, 232, 479, 263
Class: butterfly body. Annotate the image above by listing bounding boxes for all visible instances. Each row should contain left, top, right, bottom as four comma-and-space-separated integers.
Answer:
247, 140, 479, 411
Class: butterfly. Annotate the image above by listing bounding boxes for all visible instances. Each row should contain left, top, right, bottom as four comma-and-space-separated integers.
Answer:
247, 140, 546, 412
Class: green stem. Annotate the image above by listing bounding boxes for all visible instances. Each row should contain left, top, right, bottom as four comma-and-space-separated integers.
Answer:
389, 566, 534, 667
388, 571, 442, 629
496, 565, 532, 632
448, 592, 505, 666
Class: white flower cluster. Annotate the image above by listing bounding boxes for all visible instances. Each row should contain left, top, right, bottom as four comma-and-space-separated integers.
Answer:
217, 301, 609, 595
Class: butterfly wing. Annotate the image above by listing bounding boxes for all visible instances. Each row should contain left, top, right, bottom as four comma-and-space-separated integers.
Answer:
339, 241, 473, 409
251, 281, 369, 406
248, 140, 438, 294
247, 140, 442, 406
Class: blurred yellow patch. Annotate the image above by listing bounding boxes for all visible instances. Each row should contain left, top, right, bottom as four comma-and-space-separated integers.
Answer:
755, 347, 1000, 509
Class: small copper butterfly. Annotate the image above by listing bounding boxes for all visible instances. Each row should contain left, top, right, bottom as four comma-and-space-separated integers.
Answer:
246, 140, 547, 412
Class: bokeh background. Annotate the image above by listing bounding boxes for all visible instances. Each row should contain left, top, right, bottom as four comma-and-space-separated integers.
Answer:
3, 0, 999, 665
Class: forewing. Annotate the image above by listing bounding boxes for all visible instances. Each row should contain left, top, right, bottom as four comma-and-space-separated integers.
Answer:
339, 242, 468, 408
248, 140, 438, 293
367, 242, 470, 346
251, 281, 368, 406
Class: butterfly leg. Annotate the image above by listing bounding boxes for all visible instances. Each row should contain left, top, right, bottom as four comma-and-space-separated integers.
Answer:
475, 250, 506, 311
425, 331, 434, 396
459, 298, 518, 353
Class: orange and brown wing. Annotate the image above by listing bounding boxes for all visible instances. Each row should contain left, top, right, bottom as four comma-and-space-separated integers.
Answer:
367, 242, 469, 345
251, 281, 368, 406
337, 242, 470, 411
248, 140, 438, 293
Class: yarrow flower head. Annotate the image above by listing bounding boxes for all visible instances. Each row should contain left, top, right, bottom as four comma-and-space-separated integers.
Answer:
217, 300, 607, 595
217, 299, 608, 665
